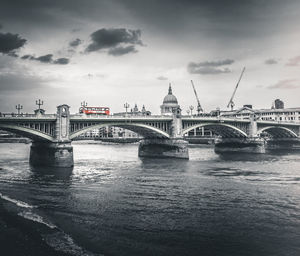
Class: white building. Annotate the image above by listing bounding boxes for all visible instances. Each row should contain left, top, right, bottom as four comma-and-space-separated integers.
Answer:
220, 106, 300, 122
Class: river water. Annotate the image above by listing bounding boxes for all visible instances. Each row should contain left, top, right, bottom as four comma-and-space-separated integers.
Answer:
0, 142, 300, 256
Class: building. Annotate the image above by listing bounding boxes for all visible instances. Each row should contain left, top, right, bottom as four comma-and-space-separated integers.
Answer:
274, 99, 284, 109
220, 104, 300, 122
160, 85, 180, 115
160, 84, 180, 115
160, 84, 181, 115
113, 104, 151, 117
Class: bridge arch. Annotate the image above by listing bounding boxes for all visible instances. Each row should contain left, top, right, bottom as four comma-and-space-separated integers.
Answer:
182, 123, 248, 138
257, 126, 298, 138
69, 122, 170, 140
0, 124, 54, 142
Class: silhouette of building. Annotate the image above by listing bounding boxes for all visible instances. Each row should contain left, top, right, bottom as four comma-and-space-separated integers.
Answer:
114, 104, 151, 117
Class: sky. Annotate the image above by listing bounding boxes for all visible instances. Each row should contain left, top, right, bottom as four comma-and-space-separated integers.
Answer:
1, 0, 300, 114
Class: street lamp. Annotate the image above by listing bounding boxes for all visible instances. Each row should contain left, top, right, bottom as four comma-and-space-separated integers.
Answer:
16, 104, 23, 115
189, 105, 194, 116
124, 102, 130, 116
81, 101, 88, 107
36, 99, 43, 110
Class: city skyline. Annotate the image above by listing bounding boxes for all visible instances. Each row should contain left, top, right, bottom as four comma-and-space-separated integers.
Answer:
1, 0, 300, 114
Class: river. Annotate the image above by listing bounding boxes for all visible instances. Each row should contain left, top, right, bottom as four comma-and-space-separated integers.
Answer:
0, 142, 300, 255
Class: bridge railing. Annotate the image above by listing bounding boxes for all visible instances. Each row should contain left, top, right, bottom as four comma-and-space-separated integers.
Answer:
182, 115, 300, 124
70, 114, 174, 120
0, 113, 56, 119
257, 120, 300, 125
181, 115, 250, 122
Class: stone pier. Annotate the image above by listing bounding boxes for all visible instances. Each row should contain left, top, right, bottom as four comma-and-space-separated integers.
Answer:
137, 102, 189, 159
214, 137, 266, 154
30, 141, 74, 167
30, 104, 74, 167
138, 138, 189, 159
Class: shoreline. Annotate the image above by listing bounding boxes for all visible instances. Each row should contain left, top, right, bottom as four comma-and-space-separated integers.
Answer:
0, 193, 102, 256
0, 200, 72, 256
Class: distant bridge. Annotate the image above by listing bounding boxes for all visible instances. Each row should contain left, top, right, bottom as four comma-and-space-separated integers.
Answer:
1, 104, 300, 166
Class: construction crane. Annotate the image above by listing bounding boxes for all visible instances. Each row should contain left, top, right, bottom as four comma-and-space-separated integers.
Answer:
190, 80, 203, 115
227, 67, 246, 111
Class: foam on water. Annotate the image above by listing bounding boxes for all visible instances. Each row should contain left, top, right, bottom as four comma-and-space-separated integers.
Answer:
0, 192, 99, 255
18, 210, 57, 229
0, 192, 34, 209
43, 232, 101, 256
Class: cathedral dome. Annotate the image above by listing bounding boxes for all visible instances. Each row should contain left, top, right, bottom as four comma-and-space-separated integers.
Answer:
163, 85, 178, 104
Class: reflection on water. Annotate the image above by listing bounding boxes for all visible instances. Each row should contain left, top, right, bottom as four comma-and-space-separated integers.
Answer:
29, 165, 73, 183
0, 142, 300, 256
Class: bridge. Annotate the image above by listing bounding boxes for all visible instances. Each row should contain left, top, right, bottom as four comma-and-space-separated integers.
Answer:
1, 104, 300, 167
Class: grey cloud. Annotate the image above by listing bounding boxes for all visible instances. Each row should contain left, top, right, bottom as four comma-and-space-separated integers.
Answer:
190, 59, 234, 67
0, 32, 26, 54
108, 45, 137, 56
286, 56, 300, 66
187, 60, 233, 75
86, 28, 143, 55
21, 54, 69, 65
71, 28, 81, 33
36, 54, 53, 63
69, 38, 82, 47
267, 79, 299, 89
0, 0, 298, 44
265, 58, 278, 65
157, 76, 168, 81
189, 66, 231, 75
21, 54, 35, 60
53, 57, 70, 64
0, 72, 46, 92
7, 52, 19, 58
21, 54, 52, 63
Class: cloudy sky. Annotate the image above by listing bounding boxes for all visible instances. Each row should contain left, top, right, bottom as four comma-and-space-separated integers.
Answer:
1, 0, 300, 114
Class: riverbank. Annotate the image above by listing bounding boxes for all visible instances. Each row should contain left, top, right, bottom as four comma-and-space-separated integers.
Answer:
0, 190, 102, 256
0, 200, 71, 256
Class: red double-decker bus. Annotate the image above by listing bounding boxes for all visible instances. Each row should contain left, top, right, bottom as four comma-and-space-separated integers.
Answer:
79, 106, 110, 115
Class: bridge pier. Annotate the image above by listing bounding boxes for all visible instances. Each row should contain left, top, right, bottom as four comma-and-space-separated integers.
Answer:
29, 141, 74, 167
214, 137, 266, 154
29, 104, 74, 167
138, 139, 189, 159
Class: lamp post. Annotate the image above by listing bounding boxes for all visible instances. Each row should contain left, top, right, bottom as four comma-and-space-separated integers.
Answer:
124, 102, 130, 116
81, 101, 88, 107
16, 104, 23, 115
36, 99, 43, 110
189, 105, 194, 116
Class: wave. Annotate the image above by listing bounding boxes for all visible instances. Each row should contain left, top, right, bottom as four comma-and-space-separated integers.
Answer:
0, 192, 100, 255
0, 192, 34, 209
18, 210, 57, 229
43, 232, 101, 256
